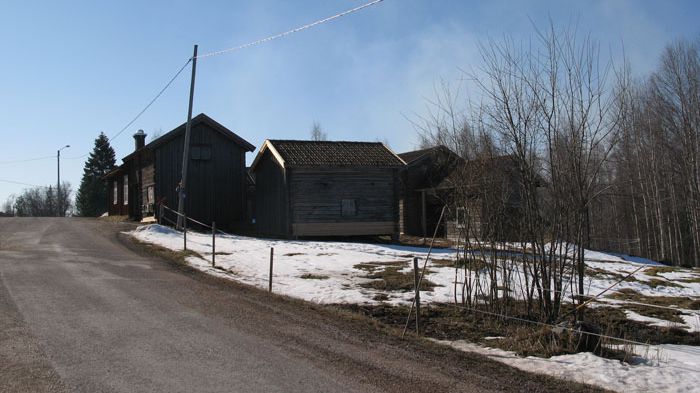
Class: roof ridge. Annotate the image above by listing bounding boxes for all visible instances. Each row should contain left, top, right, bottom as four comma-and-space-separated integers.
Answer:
268, 139, 384, 144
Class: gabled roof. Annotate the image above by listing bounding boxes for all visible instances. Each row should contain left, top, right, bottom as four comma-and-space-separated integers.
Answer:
398, 145, 461, 166
123, 113, 254, 161
250, 139, 406, 172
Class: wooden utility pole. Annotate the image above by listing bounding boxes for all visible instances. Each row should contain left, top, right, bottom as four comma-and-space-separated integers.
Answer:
57, 149, 61, 217
269, 247, 274, 292
56, 145, 69, 217
177, 44, 198, 229
413, 257, 421, 334
212, 222, 216, 267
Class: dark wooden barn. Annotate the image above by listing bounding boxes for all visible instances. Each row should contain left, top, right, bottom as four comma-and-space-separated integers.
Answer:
250, 140, 406, 238
399, 146, 531, 241
398, 145, 464, 237
104, 113, 255, 229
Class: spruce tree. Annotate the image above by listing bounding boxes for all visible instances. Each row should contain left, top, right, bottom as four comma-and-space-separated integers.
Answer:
75, 133, 116, 216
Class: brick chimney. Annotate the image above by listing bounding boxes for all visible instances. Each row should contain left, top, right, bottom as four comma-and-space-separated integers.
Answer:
133, 129, 146, 151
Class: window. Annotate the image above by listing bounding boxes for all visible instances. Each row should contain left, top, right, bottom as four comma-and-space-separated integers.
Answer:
113, 181, 118, 205
123, 175, 129, 205
191, 145, 211, 160
456, 207, 466, 228
147, 186, 154, 204
341, 199, 356, 217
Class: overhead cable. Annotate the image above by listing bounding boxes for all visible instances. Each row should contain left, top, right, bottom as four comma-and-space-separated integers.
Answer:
196, 0, 384, 59
65, 58, 193, 160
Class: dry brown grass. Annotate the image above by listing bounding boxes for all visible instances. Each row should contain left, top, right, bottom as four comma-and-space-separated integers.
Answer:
679, 275, 700, 284
97, 215, 129, 223
337, 299, 700, 361
354, 261, 407, 272
357, 264, 438, 292
300, 273, 330, 280
585, 267, 639, 283
646, 278, 683, 288
610, 288, 699, 310
644, 266, 678, 277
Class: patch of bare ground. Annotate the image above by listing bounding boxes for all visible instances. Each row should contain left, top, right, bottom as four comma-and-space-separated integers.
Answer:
337, 300, 700, 362
644, 266, 679, 276
393, 234, 453, 248
299, 273, 330, 280
355, 263, 438, 291
610, 288, 699, 309
679, 275, 700, 283
431, 257, 489, 271
97, 215, 129, 223
586, 266, 639, 282
607, 288, 700, 324
129, 237, 204, 265
646, 278, 684, 288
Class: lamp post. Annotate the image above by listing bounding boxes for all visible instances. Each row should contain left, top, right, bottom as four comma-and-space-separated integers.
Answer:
57, 145, 70, 217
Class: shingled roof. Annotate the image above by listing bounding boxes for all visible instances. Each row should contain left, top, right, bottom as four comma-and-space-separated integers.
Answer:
398, 145, 464, 165
251, 140, 406, 170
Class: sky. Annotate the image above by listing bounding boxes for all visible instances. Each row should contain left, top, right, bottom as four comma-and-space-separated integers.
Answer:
0, 0, 698, 207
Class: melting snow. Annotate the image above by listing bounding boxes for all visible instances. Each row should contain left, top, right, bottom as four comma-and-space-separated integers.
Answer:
129, 224, 700, 392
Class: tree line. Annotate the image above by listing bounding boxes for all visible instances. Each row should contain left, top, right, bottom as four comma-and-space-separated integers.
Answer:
2, 133, 116, 217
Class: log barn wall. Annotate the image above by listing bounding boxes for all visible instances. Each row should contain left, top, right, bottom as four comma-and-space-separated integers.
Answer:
288, 167, 398, 236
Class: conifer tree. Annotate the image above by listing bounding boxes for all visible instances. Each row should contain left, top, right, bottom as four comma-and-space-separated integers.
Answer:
75, 133, 116, 216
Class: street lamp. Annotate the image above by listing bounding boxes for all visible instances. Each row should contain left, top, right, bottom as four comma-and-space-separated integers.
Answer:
57, 145, 70, 217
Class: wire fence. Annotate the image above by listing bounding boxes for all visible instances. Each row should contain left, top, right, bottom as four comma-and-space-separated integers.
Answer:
143, 206, 698, 366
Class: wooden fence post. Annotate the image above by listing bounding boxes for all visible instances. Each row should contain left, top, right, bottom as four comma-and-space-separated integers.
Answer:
269, 247, 274, 292
212, 221, 216, 267
183, 214, 187, 251
413, 257, 421, 334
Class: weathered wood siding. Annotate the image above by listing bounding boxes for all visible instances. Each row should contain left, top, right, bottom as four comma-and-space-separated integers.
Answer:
288, 167, 399, 236
154, 123, 247, 229
253, 150, 288, 235
401, 158, 431, 236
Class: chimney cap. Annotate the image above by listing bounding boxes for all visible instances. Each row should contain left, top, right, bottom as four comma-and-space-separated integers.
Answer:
134, 129, 146, 137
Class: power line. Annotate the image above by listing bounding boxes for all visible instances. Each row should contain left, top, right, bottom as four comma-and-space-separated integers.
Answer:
0, 155, 55, 165
196, 0, 384, 59
0, 179, 45, 188
35, 0, 385, 162
65, 58, 193, 160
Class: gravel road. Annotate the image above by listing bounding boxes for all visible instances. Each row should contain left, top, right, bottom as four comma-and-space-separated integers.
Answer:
0, 217, 601, 392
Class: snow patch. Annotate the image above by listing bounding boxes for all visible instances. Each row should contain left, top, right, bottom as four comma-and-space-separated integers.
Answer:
437, 340, 700, 393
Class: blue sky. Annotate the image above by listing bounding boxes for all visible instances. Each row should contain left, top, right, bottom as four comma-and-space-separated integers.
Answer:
0, 0, 698, 205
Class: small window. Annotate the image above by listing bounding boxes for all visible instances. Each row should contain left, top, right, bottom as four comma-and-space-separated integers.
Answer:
113, 181, 118, 205
147, 186, 154, 204
123, 175, 129, 205
191, 145, 211, 160
456, 207, 466, 228
341, 199, 356, 217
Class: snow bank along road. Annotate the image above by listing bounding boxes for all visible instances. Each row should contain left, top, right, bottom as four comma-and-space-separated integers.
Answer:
0, 218, 600, 393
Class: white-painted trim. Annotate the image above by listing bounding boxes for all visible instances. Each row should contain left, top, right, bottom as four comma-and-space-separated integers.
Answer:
381, 142, 407, 166
250, 140, 285, 172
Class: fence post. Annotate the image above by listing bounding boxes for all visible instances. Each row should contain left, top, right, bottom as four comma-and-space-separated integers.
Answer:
183, 214, 187, 251
212, 221, 216, 267
269, 247, 274, 292
158, 203, 163, 225
413, 257, 421, 334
